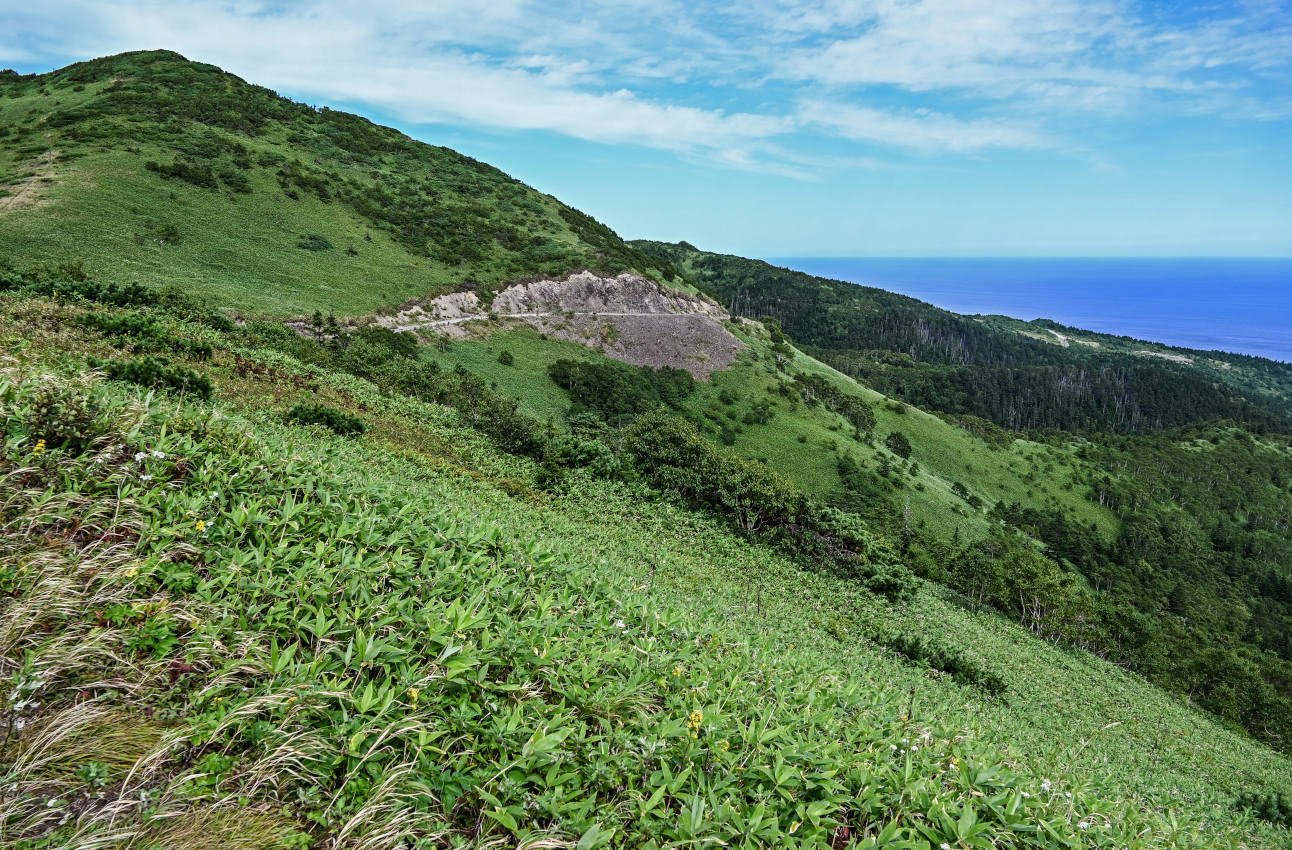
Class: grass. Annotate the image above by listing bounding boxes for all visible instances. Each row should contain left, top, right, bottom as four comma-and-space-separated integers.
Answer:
3, 291, 1290, 848
417, 317, 1116, 547
0, 50, 685, 318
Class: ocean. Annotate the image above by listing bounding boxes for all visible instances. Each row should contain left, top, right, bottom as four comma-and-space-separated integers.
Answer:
764, 257, 1292, 363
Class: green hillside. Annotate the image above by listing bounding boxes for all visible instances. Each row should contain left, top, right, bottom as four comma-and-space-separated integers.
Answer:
4, 276, 1292, 848
0, 50, 680, 316
4, 51, 1292, 848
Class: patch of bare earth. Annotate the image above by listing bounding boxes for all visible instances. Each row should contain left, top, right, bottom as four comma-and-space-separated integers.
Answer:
0, 144, 60, 215
377, 271, 746, 378
1135, 349, 1193, 364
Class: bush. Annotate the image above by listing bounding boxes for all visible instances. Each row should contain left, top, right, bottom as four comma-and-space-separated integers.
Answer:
89, 355, 213, 400
548, 359, 694, 420
885, 430, 913, 459
284, 402, 365, 437
1234, 790, 1292, 828
877, 631, 1007, 695
297, 234, 334, 252
498, 350, 514, 366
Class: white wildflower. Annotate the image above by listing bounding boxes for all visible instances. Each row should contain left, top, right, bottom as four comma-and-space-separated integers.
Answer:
151, 450, 165, 459
614, 619, 627, 630
941, 844, 952, 850
1078, 821, 1090, 830
1065, 792, 1072, 799
140, 474, 152, 482
134, 452, 147, 461
1041, 779, 1052, 791
910, 745, 919, 752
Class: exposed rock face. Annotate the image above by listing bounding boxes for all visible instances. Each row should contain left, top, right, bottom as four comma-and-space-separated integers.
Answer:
378, 271, 745, 378
490, 271, 725, 317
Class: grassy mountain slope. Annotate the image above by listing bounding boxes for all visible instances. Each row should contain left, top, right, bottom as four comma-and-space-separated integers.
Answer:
632, 241, 1292, 431
0, 50, 681, 316
421, 321, 1113, 546
5, 50, 1292, 847
4, 285, 1292, 848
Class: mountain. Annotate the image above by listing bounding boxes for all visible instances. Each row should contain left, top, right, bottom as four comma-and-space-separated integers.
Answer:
0, 49, 682, 316
3, 51, 1292, 848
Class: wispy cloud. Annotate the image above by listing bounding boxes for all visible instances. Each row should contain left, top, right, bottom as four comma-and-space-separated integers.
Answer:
2, 0, 1290, 177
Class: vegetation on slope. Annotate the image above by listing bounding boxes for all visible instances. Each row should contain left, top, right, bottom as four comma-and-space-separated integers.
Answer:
4, 281, 1292, 848
0, 50, 681, 316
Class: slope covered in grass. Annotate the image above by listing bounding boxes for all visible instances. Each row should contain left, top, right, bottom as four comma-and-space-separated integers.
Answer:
4, 287, 1292, 849
0, 50, 681, 316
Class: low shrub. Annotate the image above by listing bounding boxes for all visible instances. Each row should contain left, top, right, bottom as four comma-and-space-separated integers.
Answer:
1234, 790, 1292, 828
89, 355, 213, 400
877, 631, 1007, 695
284, 402, 365, 436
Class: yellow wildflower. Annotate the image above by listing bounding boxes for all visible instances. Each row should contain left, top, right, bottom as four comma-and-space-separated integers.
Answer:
32, 439, 46, 456
195, 519, 207, 533
672, 666, 684, 678
408, 687, 420, 704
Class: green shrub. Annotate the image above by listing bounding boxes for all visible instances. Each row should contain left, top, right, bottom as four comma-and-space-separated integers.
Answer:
284, 402, 365, 436
885, 430, 913, 459
1234, 790, 1292, 828
548, 358, 694, 420
877, 631, 1007, 695
89, 355, 213, 400
498, 350, 515, 366
296, 233, 334, 252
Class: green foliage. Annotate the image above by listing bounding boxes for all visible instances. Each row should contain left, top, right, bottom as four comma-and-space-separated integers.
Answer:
1236, 790, 1292, 828
89, 354, 213, 400
622, 412, 915, 599
497, 349, 514, 366
0, 50, 694, 315
2, 295, 1292, 848
548, 358, 695, 420
885, 430, 913, 459
296, 233, 333, 252
875, 631, 1007, 695
284, 402, 365, 436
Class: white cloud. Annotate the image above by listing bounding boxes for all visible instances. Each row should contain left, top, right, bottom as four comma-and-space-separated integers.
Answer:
797, 101, 1057, 153
2, 0, 1289, 177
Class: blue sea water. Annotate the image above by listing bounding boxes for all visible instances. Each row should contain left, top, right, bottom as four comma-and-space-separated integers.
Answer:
764, 258, 1292, 363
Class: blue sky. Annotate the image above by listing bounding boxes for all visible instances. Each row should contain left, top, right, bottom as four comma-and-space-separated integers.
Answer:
4, 1, 1291, 257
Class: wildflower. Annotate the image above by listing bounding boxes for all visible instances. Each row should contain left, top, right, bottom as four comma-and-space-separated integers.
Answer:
614, 619, 627, 630
1078, 821, 1090, 830
941, 844, 952, 850
123, 567, 139, 579
719, 739, 730, 752
32, 438, 46, 456
140, 474, 152, 482
134, 452, 147, 461
686, 708, 703, 738
1041, 779, 1052, 792
408, 687, 420, 704
151, 450, 165, 459
910, 745, 919, 753
672, 666, 684, 678
195, 519, 206, 533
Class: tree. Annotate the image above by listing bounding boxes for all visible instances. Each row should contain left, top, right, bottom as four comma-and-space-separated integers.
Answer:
885, 430, 912, 459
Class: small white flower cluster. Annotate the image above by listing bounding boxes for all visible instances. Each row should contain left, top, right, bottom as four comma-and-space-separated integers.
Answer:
131, 449, 166, 482
6, 668, 49, 731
